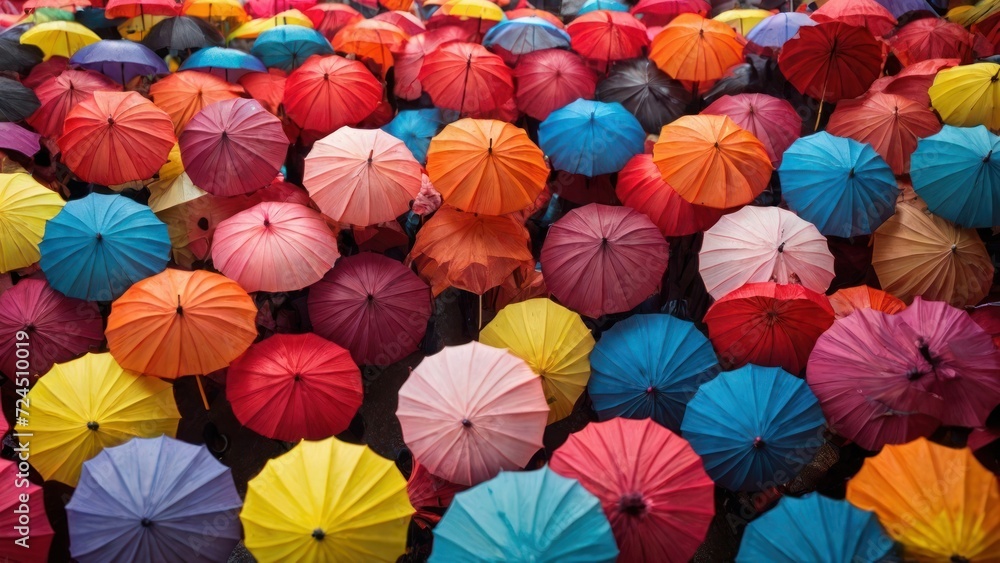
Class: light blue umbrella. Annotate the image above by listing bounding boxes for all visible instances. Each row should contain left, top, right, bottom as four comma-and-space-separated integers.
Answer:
430, 467, 618, 562
483, 17, 571, 57
539, 99, 645, 176
588, 314, 720, 431
778, 132, 897, 238
250, 25, 333, 72
578, 0, 628, 14
737, 493, 897, 563
382, 108, 447, 164
910, 125, 1000, 229
179, 46, 266, 82
745, 13, 816, 51
39, 194, 170, 302
680, 364, 826, 492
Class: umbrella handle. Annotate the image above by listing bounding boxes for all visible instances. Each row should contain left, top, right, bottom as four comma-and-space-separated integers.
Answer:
196, 375, 211, 410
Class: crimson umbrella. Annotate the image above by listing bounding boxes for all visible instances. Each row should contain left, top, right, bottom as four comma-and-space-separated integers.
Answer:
630, 0, 708, 27
970, 303, 1000, 348
889, 18, 982, 67
866, 58, 959, 107
701, 93, 801, 167
513, 49, 597, 121
596, 58, 689, 134
419, 42, 513, 117
407, 460, 467, 530
810, 0, 896, 38
541, 203, 669, 319
567, 10, 649, 71
282, 55, 382, 142
615, 154, 724, 237
391, 26, 470, 101
26, 69, 120, 140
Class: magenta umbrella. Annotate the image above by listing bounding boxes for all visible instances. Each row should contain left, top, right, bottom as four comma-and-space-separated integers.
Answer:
0, 123, 41, 157
701, 93, 802, 166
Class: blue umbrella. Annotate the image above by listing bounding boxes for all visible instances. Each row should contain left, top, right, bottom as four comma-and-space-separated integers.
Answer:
539, 99, 645, 176
745, 13, 816, 51
588, 314, 721, 431
250, 25, 333, 72
578, 0, 628, 14
69, 40, 169, 86
76, 7, 126, 30
737, 493, 897, 562
778, 132, 897, 238
39, 194, 170, 302
382, 108, 447, 164
65, 436, 243, 563
179, 46, 266, 82
483, 17, 571, 57
680, 364, 826, 492
430, 467, 618, 562
910, 125, 1000, 229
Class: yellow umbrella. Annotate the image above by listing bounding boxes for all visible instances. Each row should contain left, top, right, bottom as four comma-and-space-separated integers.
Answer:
118, 15, 169, 41
712, 8, 771, 36
947, 1, 999, 27
21, 353, 181, 487
439, 0, 505, 21
847, 438, 1000, 562
480, 298, 595, 424
19, 21, 101, 59
228, 9, 313, 40
147, 144, 207, 213
929, 62, 1000, 131
0, 173, 64, 274
241, 437, 414, 562
182, 0, 248, 23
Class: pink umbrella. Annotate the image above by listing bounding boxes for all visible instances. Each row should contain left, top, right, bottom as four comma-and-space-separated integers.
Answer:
808, 297, 1000, 450
179, 98, 288, 197
0, 279, 104, 378
396, 341, 549, 486
699, 206, 836, 300
307, 253, 433, 366
540, 204, 669, 319
701, 94, 802, 167
211, 201, 340, 293
392, 26, 471, 101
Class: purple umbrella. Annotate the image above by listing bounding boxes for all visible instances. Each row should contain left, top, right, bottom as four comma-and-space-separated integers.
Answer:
873, 0, 938, 18
69, 40, 170, 86
65, 436, 243, 563
0, 123, 41, 156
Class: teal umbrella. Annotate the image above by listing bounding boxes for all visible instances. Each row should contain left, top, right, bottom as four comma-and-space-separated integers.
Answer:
250, 25, 333, 72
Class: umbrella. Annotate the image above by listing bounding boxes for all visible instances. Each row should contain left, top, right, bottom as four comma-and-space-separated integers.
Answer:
971, 303, 1000, 348
596, 58, 690, 134
381, 108, 445, 164
539, 99, 645, 177
890, 18, 980, 67
391, 26, 470, 102
181, 0, 248, 22
38, 193, 170, 302
579, 0, 628, 14
828, 286, 905, 319
745, 13, 816, 55
244, 0, 314, 18
282, 55, 382, 141
241, 437, 414, 561
712, 8, 770, 35
699, 206, 835, 301
0, 25, 44, 74
105, 268, 257, 378
0, 123, 41, 156
483, 17, 570, 63
58, 91, 175, 186
69, 39, 168, 85
66, 436, 242, 563
143, 15, 223, 51
211, 201, 339, 292
736, 494, 896, 562
680, 364, 826, 491
250, 25, 332, 71
0, 173, 65, 274
872, 198, 993, 309
27, 69, 121, 139
480, 298, 595, 424
910, 125, 1000, 229
226, 333, 362, 441
630, 0, 709, 26
397, 341, 548, 486
303, 127, 422, 225
847, 439, 1000, 561
306, 3, 362, 39
826, 93, 941, 176
0, 459, 54, 562
430, 467, 619, 562
408, 460, 467, 529
149, 70, 243, 136
873, 0, 937, 17
0, 278, 103, 378
0, 78, 40, 122
179, 98, 286, 197
652, 114, 772, 209
179, 47, 266, 82
811, 0, 896, 37
419, 42, 513, 117
869, 57, 958, 107
588, 313, 719, 431
19, 21, 100, 59
550, 419, 713, 563
541, 204, 669, 319
701, 93, 801, 167
21, 352, 181, 486
237, 68, 285, 115
105, 0, 181, 20
372, 11, 422, 36
426, 118, 547, 216
704, 282, 835, 374
146, 144, 207, 213
615, 154, 724, 237
308, 253, 432, 365
229, 9, 315, 40
513, 50, 596, 122
650, 13, 743, 84
433, 0, 504, 36
566, 11, 648, 73
118, 15, 171, 42
778, 132, 897, 238
507, 8, 563, 27
929, 62, 1000, 131
332, 19, 407, 75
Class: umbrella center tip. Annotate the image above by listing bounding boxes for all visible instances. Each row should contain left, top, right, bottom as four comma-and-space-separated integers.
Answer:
312, 528, 325, 541
263, 218, 270, 228
140, 518, 153, 528
848, 168, 855, 178
951, 556, 971, 563
95, 233, 102, 242
293, 373, 302, 382
776, 242, 784, 253
619, 493, 646, 516
24, 324, 35, 332
107, 116, 115, 125
752, 436, 765, 449
461, 418, 472, 428
366, 294, 374, 302
645, 386, 654, 394
86, 421, 100, 431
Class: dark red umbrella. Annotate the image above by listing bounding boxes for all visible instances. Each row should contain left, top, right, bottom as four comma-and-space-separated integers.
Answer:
889, 18, 982, 67
701, 93, 801, 167
513, 49, 597, 121
970, 303, 1000, 348
282, 55, 382, 143
550, 171, 617, 205
419, 42, 513, 117
407, 460, 468, 529
866, 57, 959, 107
616, 154, 724, 237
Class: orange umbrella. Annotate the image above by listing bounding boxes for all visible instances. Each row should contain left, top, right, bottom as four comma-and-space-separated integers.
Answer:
652, 114, 772, 209
149, 71, 244, 136
332, 19, 408, 76
650, 13, 744, 84
238, 68, 286, 115
425, 118, 547, 216
828, 286, 906, 319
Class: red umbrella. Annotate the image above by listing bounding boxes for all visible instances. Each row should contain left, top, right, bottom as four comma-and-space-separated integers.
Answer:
567, 11, 649, 71
540, 203, 669, 319
0, 459, 54, 563
615, 154, 724, 237
970, 303, 1000, 348
238, 69, 286, 115
305, 3, 362, 39
551, 171, 617, 205
24, 57, 69, 90
282, 55, 382, 143
0, 279, 104, 378
630, 0, 708, 27
701, 93, 801, 167
419, 42, 513, 117
810, 0, 896, 38
703, 282, 835, 374
513, 49, 597, 121
373, 10, 424, 36
866, 58, 959, 107
104, 0, 179, 18
392, 26, 471, 101
27, 69, 120, 140
226, 333, 363, 442
308, 253, 433, 366
550, 418, 714, 563
889, 18, 981, 67
407, 460, 468, 529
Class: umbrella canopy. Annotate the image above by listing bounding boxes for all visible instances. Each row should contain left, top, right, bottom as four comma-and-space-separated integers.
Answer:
650, 13, 744, 83
541, 204, 669, 319
566, 10, 648, 70
0, 77, 40, 122
811, 0, 896, 37
149, 70, 243, 136
596, 58, 689, 134
228, 9, 315, 40
179, 47, 265, 82
227, 333, 362, 441
539, 99, 645, 177
550, 419, 714, 563
778, 21, 883, 104
0, 173, 64, 274
241, 437, 414, 561
391, 25, 470, 101
480, 298, 595, 424
419, 42, 513, 117
21, 352, 181, 486
712, 8, 770, 35
304, 127, 422, 225
652, 114, 772, 209
430, 467, 619, 563
680, 364, 826, 491
181, 0, 248, 22
66, 436, 242, 563
0, 123, 41, 157
847, 439, 1000, 562
19, 21, 100, 59
699, 206, 835, 301
744, 12, 815, 53
142, 15, 224, 51
0, 25, 44, 74
306, 3, 362, 39
237, 68, 285, 114
736, 494, 895, 563
250, 25, 333, 71
407, 460, 467, 529
483, 17, 570, 62
701, 93, 801, 167
39, 193, 170, 302
890, 18, 980, 67
579, 0, 628, 14
970, 304, 1000, 348
616, 154, 724, 237
106, 269, 257, 378
513, 48, 596, 121
68, 40, 168, 85
244, 0, 315, 18
26, 69, 120, 139
381, 108, 445, 165
397, 341, 548, 486
930, 63, 1000, 131
332, 19, 408, 76
778, 132, 897, 238
308, 252, 432, 365
828, 285, 906, 319
282, 54, 382, 141
629, 0, 709, 26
